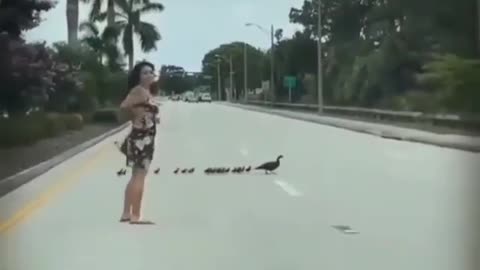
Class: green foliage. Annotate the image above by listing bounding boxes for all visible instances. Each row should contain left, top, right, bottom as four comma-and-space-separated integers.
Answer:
92, 108, 121, 123
63, 113, 85, 130
94, 0, 165, 69
199, 0, 478, 113
201, 42, 268, 100
0, 112, 86, 148
0, 0, 56, 37
417, 54, 480, 113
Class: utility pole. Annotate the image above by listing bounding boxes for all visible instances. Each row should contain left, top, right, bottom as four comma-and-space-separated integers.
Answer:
270, 24, 275, 103
317, 0, 323, 113
216, 61, 221, 101
244, 42, 248, 102
229, 55, 234, 102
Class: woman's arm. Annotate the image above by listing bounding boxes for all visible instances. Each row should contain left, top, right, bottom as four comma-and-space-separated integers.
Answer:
120, 87, 149, 121
120, 87, 148, 110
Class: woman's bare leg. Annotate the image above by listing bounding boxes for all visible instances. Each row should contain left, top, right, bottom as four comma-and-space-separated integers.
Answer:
120, 171, 137, 221
130, 168, 148, 222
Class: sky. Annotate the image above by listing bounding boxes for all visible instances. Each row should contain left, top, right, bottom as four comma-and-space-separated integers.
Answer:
25, 0, 305, 72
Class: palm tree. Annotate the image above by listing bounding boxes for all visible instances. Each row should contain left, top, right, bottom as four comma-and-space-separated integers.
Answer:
66, 0, 79, 44
83, 0, 116, 26
79, 21, 121, 68
97, 0, 164, 70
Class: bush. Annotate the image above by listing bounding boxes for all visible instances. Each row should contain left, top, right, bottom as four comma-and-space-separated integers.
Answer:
63, 113, 84, 130
417, 54, 480, 113
0, 115, 48, 147
44, 113, 67, 137
92, 108, 120, 123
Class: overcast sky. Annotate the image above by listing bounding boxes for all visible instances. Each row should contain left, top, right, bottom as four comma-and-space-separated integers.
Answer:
25, 0, 304, 72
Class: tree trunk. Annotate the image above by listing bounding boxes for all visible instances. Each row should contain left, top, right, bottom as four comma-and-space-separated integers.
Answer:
107, 0, 115, 26
477, 0, 480, 56
129, 51, 134, 71
66, 0, 79, 45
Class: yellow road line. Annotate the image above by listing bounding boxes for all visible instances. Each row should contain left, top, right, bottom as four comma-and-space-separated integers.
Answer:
0, 144, 113, 234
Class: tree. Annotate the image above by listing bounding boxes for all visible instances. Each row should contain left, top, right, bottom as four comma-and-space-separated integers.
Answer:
83, 0, 116, 26
79, 21, 121, 68
0, 0, 56, 115
0, 0, 55, 38
98, 0, 164, 70
66, 0, 79, 44
201, 42, 267, 100
158, 65, 196, 94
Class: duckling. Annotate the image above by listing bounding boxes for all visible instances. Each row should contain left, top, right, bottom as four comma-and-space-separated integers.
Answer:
181, 168, 188, 174
245, 166, 251, 172
154, 168, 160, 174
188, 168, 195, 173
174, 168, 180, 174
117, 168, 126, 176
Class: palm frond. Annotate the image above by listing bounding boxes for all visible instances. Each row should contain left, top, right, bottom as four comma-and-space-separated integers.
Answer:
79, 21, 99, 37
122, 24, 134, 56
92, 11, 108, 22
114, 0, 130, 15
101, 25, 121, 43
81, 36, 104, 52
135, 22, 161, 51
88, 0, 103, 21
138, 2, 164, 14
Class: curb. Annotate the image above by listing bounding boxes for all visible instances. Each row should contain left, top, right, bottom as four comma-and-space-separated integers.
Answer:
0, 122, 130, 198
222, 102, 480, 153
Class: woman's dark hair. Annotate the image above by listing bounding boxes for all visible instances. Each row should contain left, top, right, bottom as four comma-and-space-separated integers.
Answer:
127, 61, 155, 90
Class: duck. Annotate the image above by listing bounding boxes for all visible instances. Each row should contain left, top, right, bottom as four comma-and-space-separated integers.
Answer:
255, 155, 283, 174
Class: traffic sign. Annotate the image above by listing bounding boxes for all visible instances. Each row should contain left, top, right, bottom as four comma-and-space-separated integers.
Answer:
283, 76, 296, 103
283, 76, 296, 88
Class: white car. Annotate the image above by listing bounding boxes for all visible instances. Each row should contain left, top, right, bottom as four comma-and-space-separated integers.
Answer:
199, 93, 212, 103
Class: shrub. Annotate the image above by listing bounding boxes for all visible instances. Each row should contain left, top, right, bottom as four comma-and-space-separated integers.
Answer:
92, 108, 120, 123
63, 113, 84, 130
0, 115, 47, 147
44, 113, 67, 137
417, 54, 480, 113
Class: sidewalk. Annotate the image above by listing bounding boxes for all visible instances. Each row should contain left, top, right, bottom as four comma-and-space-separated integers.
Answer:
224, 102, 480, 153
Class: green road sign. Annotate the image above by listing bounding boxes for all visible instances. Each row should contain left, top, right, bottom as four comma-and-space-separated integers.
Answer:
283, 76, 297, 88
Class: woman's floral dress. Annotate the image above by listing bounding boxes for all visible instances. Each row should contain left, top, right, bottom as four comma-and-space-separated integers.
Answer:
120, 98, 158, 170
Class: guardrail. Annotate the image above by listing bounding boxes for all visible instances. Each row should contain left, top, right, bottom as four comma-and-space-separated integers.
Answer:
241, 100, 480, 131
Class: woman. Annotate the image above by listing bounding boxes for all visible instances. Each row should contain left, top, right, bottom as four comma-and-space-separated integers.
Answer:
118, 61, 158, 225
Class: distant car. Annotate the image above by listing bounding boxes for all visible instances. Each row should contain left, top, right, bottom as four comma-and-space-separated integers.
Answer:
186, 95, 198, 103
199, 93, 212, 103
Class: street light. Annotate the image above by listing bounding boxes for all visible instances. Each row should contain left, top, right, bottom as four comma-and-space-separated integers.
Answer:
243, 41, 248, 102
203, 62, 221, 101
245, 22, 275, 104
215, 54, 234, 102
317, 0, 324, 113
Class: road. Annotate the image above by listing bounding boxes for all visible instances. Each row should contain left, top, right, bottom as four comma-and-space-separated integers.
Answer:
0, 101, 479, 270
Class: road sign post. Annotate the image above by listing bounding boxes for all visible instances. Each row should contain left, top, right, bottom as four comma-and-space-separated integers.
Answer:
283, 76, 297, 103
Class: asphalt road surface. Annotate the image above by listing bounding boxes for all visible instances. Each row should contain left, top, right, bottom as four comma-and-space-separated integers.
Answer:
0, 101, 479, 270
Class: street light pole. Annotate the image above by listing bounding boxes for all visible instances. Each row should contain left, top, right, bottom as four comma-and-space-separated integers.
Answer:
244, 42, 248, 102
317, 0, 323, 113
270, 24, 275, 104
229, 55, 234, 102
216, 61, 221, 101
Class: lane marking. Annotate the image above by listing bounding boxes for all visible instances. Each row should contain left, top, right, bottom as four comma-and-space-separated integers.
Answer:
0, 144, 111, 235
273, 179, 303, 197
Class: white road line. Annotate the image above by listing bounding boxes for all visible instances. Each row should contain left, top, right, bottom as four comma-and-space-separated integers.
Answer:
273, 179, 303, 197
